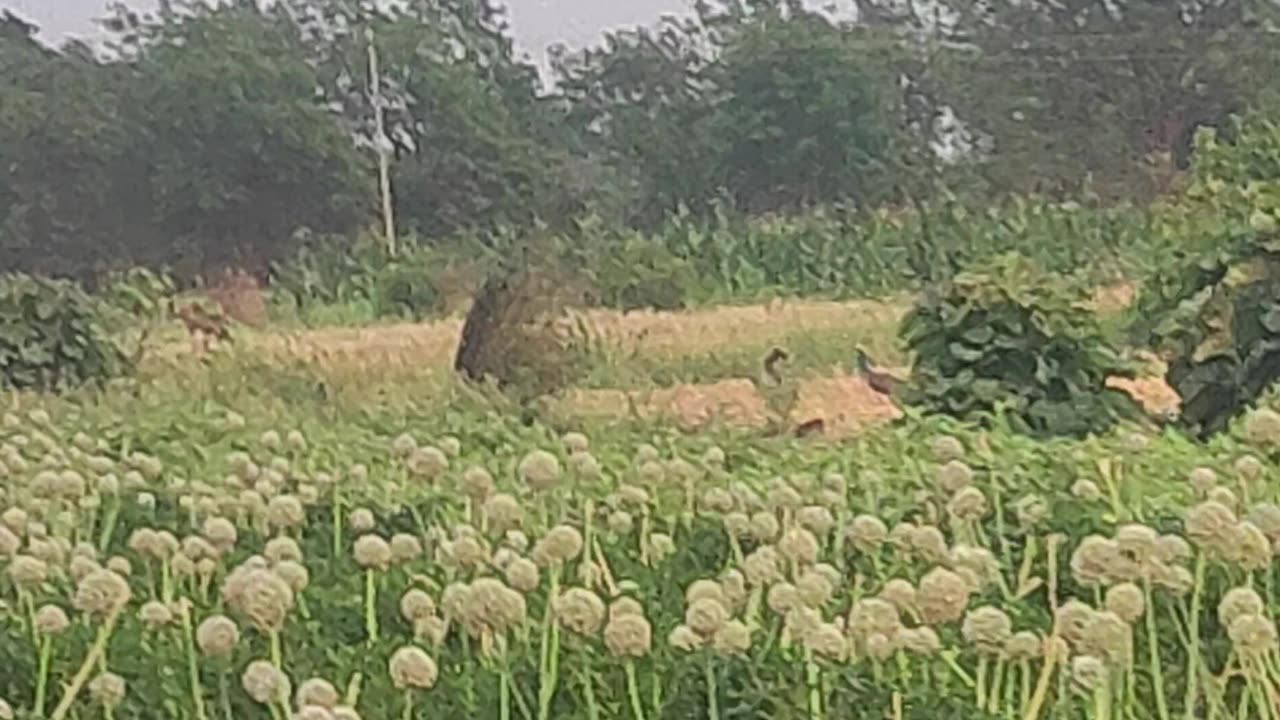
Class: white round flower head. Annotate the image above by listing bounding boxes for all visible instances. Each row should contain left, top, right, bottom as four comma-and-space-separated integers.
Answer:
264, 536, 303, 565
647, 533, 675, 562
35, 604, 70, 636
407, 447, 449, 481
848, 515, 888, 551
285, 430, 307, 453
668, 624, 704, 652
197, 615, 240, 658
333, 707, 361, 720
554, 587, 606, 636
242, 660, 291, 705
937, 460, 974, 493
7, 554, 48, 587
1235, 455, 1265, 482
517, 450, 562, 491
917, 567, 971, 626
392, 433, 418, 457
1070, 655, 1107, 694
567, 452, 601, 481
88, 672, 126, 709
604, 613, 653, 658
203, 512, 239, 550
778, 527, 820, 566
1220, 586, 1265, 627
273, 561, 310, 593
390, 534, 423, 564
1244, 408, 1280, 447
1104, 582, 1146, 623
930, 435, 966, 462
348, 508, 376, 533
266, 495, 306, 530
296, 677, 340, 709
505, 557, 540, 594
796, 505, 836, 535
437, 436, 462, 458
400, 589, 437, 623
961, 606, 1014, 655
684, 597, 729, 638
354, 534, 393, 571
460, 466, 495, 501
562, 432, 590, 455
1071, 480, 1103, 502
483, 493, 523, 531
0, 698, 11, 720
0, 525, 18, 556
1229, 613, 1278, 658
389, 646, 438, 690
260, 430, 282, 451
139, 600, 174, 628
1188, 467, 1218, 494
73, 569, 132, 618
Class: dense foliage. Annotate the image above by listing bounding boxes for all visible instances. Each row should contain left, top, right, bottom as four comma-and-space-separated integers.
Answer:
1130, 114, 1280, 438
2, 365, 1280, 719
900, 255, 1137, 437
0, 273, 127, 390
5, 0, 1279, 285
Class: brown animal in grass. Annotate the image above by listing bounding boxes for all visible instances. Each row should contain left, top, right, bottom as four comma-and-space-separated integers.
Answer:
855, 347, 903, 397
761, 347, 826, 438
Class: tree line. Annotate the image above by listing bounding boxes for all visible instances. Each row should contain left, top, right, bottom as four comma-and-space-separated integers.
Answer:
2, 0, 1279, 282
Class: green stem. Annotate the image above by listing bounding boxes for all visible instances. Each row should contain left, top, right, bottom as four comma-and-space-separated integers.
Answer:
976, 656, 989, 707
34, 634, 53, 717
332, 485, 343, 560
1018, 659, 1031, 717
988, 657, 1005, 714
805, 649, 823, 720
97, 498, 119, 553
1184, 554, 1206, 720
580, 648, 599, 720
219, 672, 232, 720
538, 572, 561, 720
270, 630, 283, 668
1144, 582, 1169, 720
365, 569, 378, 645
705, 656, 720, 720
501, 671, 511, 720
625, 662, 646, 720
403, 689, 415, 720
50, 609, 122, 720
181, 603, 209, 720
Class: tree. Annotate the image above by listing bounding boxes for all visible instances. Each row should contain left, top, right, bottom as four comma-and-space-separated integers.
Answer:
0, 13, 146, 280
708, 10, 902, 212
113, 1, 371, 274
278, 0, 574, 238
553, 1, 906, 222
864, 0, 1280, 200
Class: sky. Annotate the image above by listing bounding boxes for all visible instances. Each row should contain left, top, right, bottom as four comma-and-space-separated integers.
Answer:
1, 0, 698, 63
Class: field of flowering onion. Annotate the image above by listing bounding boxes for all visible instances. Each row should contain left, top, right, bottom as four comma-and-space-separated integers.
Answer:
5, 400, 1280, 720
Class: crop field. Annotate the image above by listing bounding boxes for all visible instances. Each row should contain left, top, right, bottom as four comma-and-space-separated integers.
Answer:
0, 286, 1273, 720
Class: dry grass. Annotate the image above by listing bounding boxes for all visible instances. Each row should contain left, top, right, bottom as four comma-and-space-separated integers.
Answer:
141, 286, 1178, 436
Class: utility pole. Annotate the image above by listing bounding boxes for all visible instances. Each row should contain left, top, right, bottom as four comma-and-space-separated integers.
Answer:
367, 27, 396, 256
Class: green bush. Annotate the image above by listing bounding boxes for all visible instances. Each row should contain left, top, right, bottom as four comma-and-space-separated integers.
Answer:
900, 254, 1137, 437
271, 233, 453, 324
0, 273, 128, 390
1130, 113, 1280, 438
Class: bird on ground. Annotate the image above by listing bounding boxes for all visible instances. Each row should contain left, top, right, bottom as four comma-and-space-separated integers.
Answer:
855, 348, 904, 397
759, 347, 826, 438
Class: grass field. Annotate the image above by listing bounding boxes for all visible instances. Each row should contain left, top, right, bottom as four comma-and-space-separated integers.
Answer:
0, 281, 1253, 720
